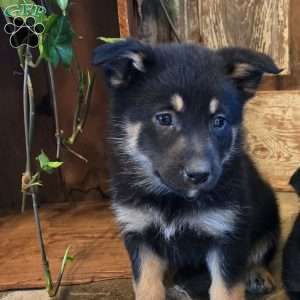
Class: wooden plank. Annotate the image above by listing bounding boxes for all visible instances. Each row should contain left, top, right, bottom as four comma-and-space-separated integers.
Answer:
172, 0, 201, 42
134, 0, 172, 43
117, 0, 131, 37
244, 91, 300, 191
198, 0, 290, 74
0, 201, 130, 291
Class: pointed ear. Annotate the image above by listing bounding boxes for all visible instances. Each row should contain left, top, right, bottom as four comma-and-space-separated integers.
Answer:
217, 47, 282, 100
92, 38, 153, 88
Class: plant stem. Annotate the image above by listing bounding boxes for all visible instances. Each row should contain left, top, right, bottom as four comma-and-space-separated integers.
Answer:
23, 48, 55, 296
23, 48, 31, 177
28, 55, 43, 68
21, 48, 30, 212
32, 193, 54, 295
46, 62, 68, 202
27, 69, 35, 157
47, 62, 61, 159
67, 72, 95, 145
62, 143, 88, 163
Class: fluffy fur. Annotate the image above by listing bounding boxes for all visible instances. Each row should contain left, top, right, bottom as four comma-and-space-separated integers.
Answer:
93, 39, 281, 300
283, 213, 300, 300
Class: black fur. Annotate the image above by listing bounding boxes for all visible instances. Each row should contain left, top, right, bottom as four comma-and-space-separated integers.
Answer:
93, 39, 281, 298
283, 214, 300, 300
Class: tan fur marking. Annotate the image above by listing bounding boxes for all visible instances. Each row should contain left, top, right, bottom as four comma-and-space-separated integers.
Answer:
135, 247, 167, 300
208, 251, 245, 300
209, 98, 219, 114
229, 283, 246, 300
126, 122, 142, 151
232, 63, 253, 79
210, 281, 245, 300
171, 94, 184, 112
246, 266, 275, 293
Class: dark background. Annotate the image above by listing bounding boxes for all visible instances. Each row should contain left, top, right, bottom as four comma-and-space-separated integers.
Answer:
0, 0, 119, 211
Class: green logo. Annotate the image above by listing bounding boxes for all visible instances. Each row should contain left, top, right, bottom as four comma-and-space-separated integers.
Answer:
3, 4, 46, 48
4, 3, 46, 19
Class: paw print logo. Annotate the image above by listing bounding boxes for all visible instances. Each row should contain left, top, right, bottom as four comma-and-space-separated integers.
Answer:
4, 16, 44, 48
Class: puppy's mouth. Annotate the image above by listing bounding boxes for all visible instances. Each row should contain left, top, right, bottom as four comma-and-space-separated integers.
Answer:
154, 171, 200, 200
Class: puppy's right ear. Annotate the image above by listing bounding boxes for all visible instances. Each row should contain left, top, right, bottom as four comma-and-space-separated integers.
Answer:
92, 39, 153, 88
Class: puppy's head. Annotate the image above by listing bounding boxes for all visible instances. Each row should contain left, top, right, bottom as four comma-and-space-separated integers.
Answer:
93, 39, 280, 199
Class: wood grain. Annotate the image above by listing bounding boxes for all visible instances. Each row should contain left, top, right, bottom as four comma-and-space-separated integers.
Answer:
0, 201, 130, 291
244, 91, 300, 191
198, 0, 290, 74
172, 0, 201, 42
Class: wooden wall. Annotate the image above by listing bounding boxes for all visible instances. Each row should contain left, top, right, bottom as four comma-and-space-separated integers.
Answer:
245, 92, 300, 191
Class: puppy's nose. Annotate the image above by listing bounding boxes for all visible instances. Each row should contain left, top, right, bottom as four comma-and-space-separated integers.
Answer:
183, 162, 211, 185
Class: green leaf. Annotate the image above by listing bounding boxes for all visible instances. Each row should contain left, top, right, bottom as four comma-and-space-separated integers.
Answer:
56, 0, 68, 14
49, 45, 60, 66
42, 15, 74, 66
37, 150, 50, 170
56, 44, 73, 65
97, 37, 124, 44
60, 246, 74, 273
48, 161, 63, 168
36, 150, 63, 174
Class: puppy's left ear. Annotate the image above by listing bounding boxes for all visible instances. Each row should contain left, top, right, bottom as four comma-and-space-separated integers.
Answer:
217, 47, 282, 100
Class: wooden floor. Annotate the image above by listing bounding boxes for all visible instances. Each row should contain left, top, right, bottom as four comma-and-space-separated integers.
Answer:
0, 192, 299, 299
0, 200, 130, 291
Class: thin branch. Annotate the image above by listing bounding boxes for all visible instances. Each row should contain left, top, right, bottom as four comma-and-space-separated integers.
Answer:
27, 69, 35, 154
32, 192, 54, 294
21, 47, 30, 212
67, 72, 95, 145
28, 55, 43, 68
158, 0, 181, 43
23, 48, 31, 175
22, 51, 36, 212
47, 62, 61, 159
62, 143, 88, 163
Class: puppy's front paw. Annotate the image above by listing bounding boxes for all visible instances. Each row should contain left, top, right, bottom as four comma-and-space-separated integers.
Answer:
246, 267, 276, 295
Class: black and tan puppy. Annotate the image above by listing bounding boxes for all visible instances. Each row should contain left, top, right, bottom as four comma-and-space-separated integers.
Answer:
283, 213, 300, 300
93, 39, 281, 300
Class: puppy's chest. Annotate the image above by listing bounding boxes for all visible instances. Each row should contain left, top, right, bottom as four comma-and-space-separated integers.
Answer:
113, 205, 237, 240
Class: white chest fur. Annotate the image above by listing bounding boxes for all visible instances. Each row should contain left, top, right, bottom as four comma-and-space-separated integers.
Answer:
113, 204, 238, 240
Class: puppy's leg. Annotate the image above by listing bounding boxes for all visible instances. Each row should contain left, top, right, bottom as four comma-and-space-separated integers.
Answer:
135, 246, 167, 300
124, 234, 167, 300
207, 250, 246, 300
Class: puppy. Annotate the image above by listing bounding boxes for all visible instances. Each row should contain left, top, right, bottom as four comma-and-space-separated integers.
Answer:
283, 213, 300, 300
92, 39, 281, 300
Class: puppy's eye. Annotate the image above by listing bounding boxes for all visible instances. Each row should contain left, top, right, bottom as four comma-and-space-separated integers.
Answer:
155, 112, 173, 126
212, 115, 227, 129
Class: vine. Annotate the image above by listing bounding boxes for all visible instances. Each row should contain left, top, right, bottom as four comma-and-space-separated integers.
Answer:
1, 0, 95, 296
